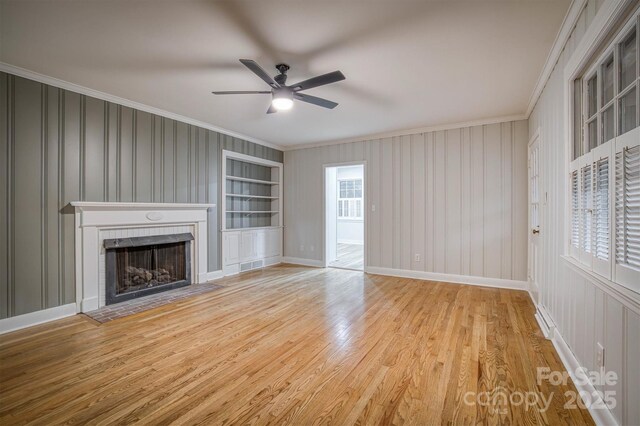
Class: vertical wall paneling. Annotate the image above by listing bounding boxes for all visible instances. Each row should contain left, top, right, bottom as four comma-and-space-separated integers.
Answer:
400, 135, 411, 270
461, 128, 471, 276
152, 116, 162, 202
119, 106, 133, 202
106, 104, 118, 202
13, 76, 43, 315
501, 122, 513, 279
0, 73, 8, 318
513, 120, 527, 280
284, 119, 529, 282
135, 111, 152, 202
46, 86, 60, 309
426, 132, 435, 272
433, 131, 446, 273
445, 128, 461, 275
162, 118, 173, 203
175, 122, 189, 203
381, 139, 393, 268
411, 134, 425, 272
392, 137, 400, 269
83, 97, 105, 202
483, 123, 502, 279
470, 125, 484, 276
0, 71, 282, 319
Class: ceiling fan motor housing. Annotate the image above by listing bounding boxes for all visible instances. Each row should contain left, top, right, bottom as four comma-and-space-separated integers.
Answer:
274, 63, 290, 85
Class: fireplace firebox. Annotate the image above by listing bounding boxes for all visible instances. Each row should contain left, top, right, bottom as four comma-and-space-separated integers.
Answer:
104, 233, 193, 305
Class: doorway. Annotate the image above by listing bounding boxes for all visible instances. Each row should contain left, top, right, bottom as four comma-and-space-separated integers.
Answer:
325, 164, 365, 271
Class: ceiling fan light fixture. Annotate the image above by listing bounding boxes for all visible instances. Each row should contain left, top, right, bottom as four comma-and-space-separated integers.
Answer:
272, 90, 294, 111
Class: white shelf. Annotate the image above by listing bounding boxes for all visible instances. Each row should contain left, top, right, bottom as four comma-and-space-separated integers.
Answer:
222, 226, 283, 232
226, 193, 279, 199
226, 211, 279, 214
226, 175, 279, 185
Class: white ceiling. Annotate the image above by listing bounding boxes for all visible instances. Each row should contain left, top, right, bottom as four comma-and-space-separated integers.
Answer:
0, 0, 570, 148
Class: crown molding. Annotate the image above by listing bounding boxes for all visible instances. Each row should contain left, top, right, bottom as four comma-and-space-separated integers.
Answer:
282, 114, 527, 151
0, 62, 284, 152
525, 0, 588, 117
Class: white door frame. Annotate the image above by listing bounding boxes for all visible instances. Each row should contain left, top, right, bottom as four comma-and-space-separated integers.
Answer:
322, 161, 367, 269
528, 128, 542, 304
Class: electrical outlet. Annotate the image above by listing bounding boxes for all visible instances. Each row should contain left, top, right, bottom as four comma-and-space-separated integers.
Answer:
299, 244, 304, 252
310, 245, 315, 252
371, 204, 376, 212
596, 342, 605, 369
414, 254, 421, 262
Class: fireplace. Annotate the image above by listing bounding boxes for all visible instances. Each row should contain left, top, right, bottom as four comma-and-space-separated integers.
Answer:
104, 233, 193, 305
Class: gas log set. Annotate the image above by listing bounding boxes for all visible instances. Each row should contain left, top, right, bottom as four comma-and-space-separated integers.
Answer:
121, 265, 176, 292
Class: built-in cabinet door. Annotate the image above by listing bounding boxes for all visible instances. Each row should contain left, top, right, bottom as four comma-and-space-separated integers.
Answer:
255, 230, 267, 258
241, 231, 255, 261
266, 229, 281, 258
224, 232, 240, 266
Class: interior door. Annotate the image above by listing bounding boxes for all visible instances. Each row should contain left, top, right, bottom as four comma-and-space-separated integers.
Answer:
528, 135, 541, 303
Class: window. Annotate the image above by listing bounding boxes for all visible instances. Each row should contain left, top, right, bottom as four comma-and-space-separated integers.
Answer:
570, 11, 640, 293
338, 179, 363, 219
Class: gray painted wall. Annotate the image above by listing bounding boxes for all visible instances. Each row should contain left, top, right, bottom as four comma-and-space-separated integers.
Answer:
0, 72, 283, 319
284, 120, 528, 281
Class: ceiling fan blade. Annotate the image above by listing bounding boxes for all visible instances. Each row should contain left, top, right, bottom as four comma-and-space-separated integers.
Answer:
294, 93, 338, 109
291, 71, 345, 92
239, 59, 280, 89
212, 91, 271, 95
266, 104, 277, 114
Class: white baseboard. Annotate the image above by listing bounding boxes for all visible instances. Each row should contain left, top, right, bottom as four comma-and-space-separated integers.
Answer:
534, 311, 554, 339
0, 303, 77, 335
365, 266, 528, 291
281, 257, 324, 268
200, 270, 224, 282
551, 325, 619, 425
263, 256, 282, 267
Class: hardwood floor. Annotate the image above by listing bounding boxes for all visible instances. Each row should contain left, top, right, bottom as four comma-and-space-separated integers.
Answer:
0, 265, 593, 425
329, 243, 364, 270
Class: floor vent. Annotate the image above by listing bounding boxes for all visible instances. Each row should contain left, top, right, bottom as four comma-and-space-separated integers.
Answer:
239, 259, 265, 273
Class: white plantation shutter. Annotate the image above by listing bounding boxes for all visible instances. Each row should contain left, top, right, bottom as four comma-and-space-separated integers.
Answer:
571, 171, 580, 248
594, 158, 609, 260
581, 165, 593, 254
615, 145, 640, 278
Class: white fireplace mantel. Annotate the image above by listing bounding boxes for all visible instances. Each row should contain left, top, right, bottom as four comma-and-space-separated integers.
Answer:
71, 202, 215, 312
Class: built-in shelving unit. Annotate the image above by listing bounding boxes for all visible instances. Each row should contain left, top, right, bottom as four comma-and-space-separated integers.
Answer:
222, 151, 283, 230
221, 150, 283, 276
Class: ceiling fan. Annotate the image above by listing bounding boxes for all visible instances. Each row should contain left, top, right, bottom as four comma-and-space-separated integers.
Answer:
212, 59, 346, 113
